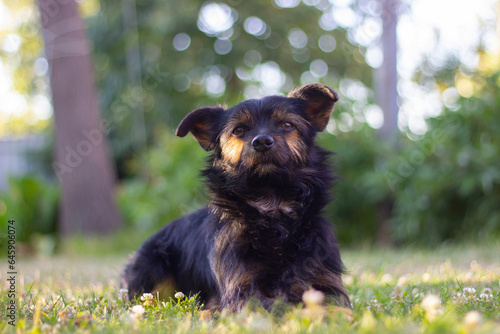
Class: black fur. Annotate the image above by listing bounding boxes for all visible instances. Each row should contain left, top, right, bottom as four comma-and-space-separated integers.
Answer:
123, 83, 350, 311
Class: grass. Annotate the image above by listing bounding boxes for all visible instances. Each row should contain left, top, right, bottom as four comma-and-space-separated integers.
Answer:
1, 241, 499, 333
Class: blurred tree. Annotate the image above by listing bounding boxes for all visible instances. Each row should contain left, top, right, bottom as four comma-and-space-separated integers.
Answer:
37, 0, 122, 234
376, 0, 399, 141
375, 0, 400, 245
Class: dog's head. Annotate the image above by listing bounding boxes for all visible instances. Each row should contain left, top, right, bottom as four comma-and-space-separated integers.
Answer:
176, 83, 338, 176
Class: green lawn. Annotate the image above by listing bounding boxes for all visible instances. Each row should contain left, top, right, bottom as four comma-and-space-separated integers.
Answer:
1, 241, 499, 333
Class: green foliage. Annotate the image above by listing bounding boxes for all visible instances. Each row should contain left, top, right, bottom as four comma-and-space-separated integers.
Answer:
319, 126, 391, 244
388, 73, 500, 244
117, 127, 207, 231
0, 175, 59, 252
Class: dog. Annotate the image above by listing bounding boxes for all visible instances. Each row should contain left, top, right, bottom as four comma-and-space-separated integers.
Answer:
122, 83, 350, 311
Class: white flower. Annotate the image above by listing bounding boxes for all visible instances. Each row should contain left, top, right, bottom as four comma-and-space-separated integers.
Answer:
140, 293, 154, 301
140, 292, 155, 306
131, 304, 145, 317
421, 295, 440, 311
464, 311, 482, 331
302, 288, 325, 307
482, 288, 492, 295
118, 288, 129, 302
479, 293, 493, 300
421, 294, 441, 321
463, 287, 476, 295
175, 292, 185, 299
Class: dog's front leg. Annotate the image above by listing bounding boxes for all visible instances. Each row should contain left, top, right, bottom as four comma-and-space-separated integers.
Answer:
122, 234, 177, 300
218, 283, 275, 311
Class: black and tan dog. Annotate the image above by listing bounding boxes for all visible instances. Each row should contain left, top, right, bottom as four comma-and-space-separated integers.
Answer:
122, 83, 350, 311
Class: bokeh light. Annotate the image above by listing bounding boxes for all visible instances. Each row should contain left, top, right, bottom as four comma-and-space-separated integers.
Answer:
197, 2, 237, 36
173, 33, 191, 51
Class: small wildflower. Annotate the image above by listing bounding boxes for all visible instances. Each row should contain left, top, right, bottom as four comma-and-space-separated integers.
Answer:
479, 293, 493, 300
482, 288, 492, 295
302, 288, 325, 308
421, 294, 441, 321
464, 310, 482, 331
463, 287, 476, 295
343, 276, 354, 285
464, 272, 474, 281
141, 293, 154, 300
381, 273, 393, 284
392, 285, 403, 302
248, 316, 272, 331
118, 288, 129, 302
131, 304, 145, 319
140, 293, 155, 306
398, 275, 410, 286
368, 299, 381, 312
302, 289, 328, 319
175, 291, 186, 299
422, 295, 440, 310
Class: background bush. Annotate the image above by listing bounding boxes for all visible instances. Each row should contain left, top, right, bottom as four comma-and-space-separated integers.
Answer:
388, 73, 500, 244
117, 126, 207, 231
0, 175, 59, 253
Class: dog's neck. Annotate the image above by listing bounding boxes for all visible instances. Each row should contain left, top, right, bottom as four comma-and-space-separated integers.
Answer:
204, 147, 334, 225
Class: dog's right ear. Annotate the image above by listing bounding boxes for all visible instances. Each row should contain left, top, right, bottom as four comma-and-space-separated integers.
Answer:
175, 106, 224, 151
288, 83, 338, 132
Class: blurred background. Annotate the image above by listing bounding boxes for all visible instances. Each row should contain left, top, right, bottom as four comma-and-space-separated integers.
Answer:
0, 0, 499, 255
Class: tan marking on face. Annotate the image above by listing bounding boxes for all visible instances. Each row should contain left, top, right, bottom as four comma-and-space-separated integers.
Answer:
221, 134, 244, 166
284, 131, 307, 165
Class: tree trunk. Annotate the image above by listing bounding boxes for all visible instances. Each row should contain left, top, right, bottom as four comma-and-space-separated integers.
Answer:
375, 0, 400, 245
37, 0, 122, 234
376, 0, 399, 141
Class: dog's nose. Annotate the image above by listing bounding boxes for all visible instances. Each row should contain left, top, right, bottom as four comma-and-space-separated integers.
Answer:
251, 135, 275, 152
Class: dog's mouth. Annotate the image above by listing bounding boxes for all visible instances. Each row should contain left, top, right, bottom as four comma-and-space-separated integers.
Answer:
250, 162, 278, 176
242, 151, 291, 176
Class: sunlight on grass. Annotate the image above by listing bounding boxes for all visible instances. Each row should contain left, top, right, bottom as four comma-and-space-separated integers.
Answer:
1, 243, 498, 333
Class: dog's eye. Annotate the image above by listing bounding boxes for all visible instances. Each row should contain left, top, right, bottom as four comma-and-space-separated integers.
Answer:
232, 127, 246, 136
281, 122, 294, 130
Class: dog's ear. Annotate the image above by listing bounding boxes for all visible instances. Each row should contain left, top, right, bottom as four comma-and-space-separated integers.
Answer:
175, 106, 224, 151
288, 83, 338, 132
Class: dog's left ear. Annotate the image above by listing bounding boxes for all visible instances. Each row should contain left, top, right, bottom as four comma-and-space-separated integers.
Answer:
288, 83, 338, 132
175, 106, 224, 151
